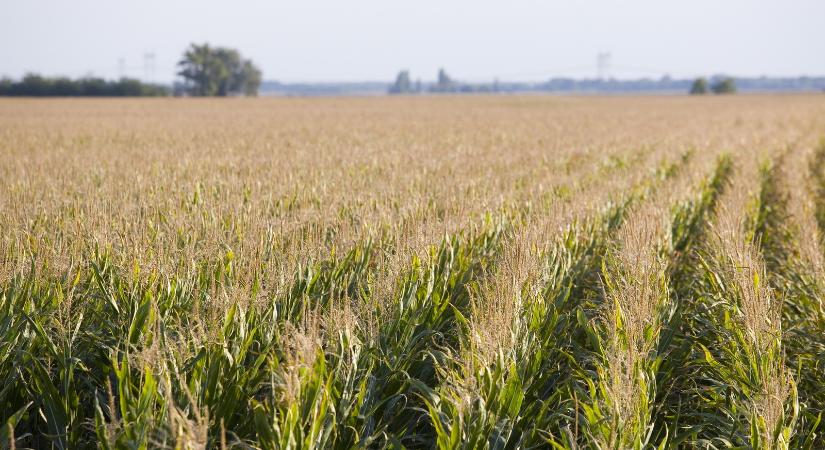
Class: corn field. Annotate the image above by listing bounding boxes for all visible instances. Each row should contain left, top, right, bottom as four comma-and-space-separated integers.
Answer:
2, 96, 825, 449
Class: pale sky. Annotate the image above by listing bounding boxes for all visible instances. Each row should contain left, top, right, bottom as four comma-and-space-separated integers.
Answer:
2, 0, 824, 83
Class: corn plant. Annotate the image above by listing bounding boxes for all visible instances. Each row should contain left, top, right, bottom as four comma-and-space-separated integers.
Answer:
685, 157, 798, 449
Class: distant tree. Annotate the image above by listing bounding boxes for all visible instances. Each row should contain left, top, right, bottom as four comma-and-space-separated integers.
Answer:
437, 68, 452, 86
689, 77, 708, 95
711, 77, 736, 94
239, 60, 262, 96
432, 68, 456, 92
389, 70, 412, 94
177, 44, 221, 96
177, 43, 262, 96
214, 47, 243, 96
20, 74, 52, 96
81, 78, 109, 96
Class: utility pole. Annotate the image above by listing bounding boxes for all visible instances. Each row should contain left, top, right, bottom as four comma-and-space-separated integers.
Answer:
118, 58, 126, 79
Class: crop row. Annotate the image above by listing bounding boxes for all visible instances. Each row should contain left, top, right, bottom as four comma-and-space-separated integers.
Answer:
8, 140, 825, 448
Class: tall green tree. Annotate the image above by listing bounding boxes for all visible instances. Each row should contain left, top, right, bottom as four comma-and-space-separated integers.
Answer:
388, 70, 412, 94
711, 77, 737, 94
689, 77, 708, 95
239, 60, 262, 96
177, 43, 262, 96
432, 68, 456, 92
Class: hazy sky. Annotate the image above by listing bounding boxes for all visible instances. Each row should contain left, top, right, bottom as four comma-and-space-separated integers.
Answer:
2, 0, 824, 83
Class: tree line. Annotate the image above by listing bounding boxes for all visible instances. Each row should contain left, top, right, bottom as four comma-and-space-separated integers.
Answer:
0, 43, 262, 97
0, 74, 168, 97
390, 68, 488, 94
689, 77, 736, 95
391, 69, 744, 96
